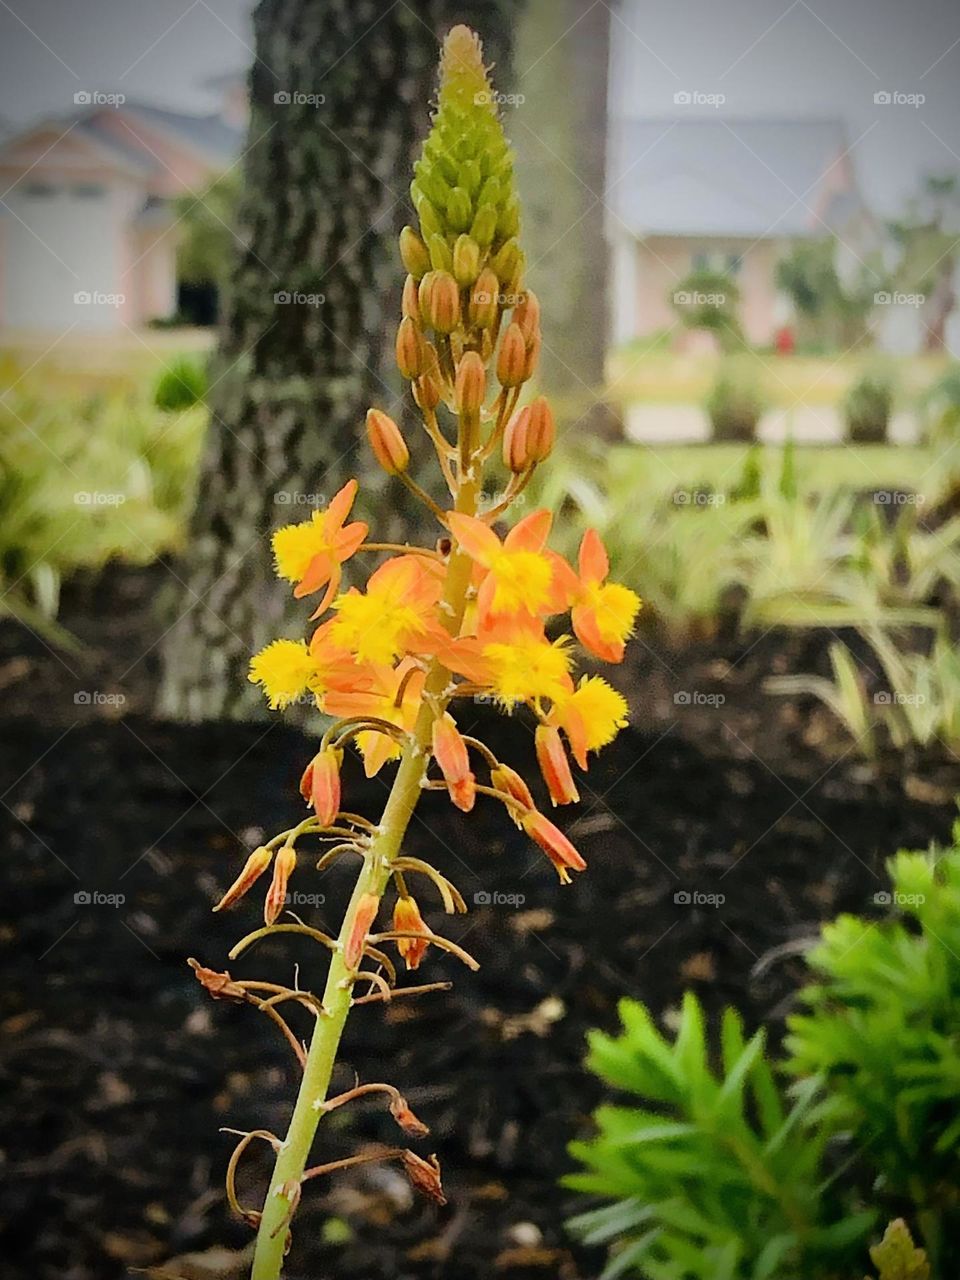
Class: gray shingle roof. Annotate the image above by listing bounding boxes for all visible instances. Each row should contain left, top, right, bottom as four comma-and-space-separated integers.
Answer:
608, 117, 865, 239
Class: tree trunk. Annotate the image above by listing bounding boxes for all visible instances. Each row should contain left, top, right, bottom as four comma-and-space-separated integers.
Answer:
158, 0, 514, 722
512, 0, 615, 435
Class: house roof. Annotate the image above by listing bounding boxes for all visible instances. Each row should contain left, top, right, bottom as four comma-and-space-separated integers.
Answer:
120, 102, 242, 164
608, 117, 867, 239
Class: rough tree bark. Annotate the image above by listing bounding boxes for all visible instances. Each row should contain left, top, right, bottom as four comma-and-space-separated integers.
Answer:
158, 0, 515, 722
512, 0, 615, 435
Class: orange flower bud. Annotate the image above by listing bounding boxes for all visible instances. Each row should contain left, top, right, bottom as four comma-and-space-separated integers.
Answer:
213, 845, 273, 912
452, 233, 481, 285
366, 408, 409, 475
402, 273, 420, 321
513, 290, 540, 345
423, 270, 460, 334
399, 225, 430, 278
521, 809, 587, 883
431, 713, 476, 812
489, 762, 534, 827
524, 396, 555, 462
535, 724, 580, 806
264, 845, 297, 925
395, 316, 424, 379
418, 269, 437, 320
413, 373, 441, 412
501, 407, 529, 473
496, 322, 528, 388
468, 268, 499, 328
455, 350, 485, 415
344, 892, 380, 969
300, 745, 342, 826
401, 1150, 447, 1206
390, 1093, 430, 1138
523, 331, 542, 380
393, 894, 431, 971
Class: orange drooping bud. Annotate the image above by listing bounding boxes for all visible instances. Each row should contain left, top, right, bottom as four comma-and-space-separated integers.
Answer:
344, 892, 380, 969
521, 809, 587, 884
468, 268, 499, 328
502, 406, 531, 473
524, 396, 555, 462
393, 894, 431, 970
390, 1093, 430, 1137
496, 322, 527, 388
399, 225, 430, 278
432, 713, 476, 812
401, 1150, 447, 1206
535, 724, 580, 806
401, 273, 420, 321
213, 845, 273, 912
300, 745, 342, 826
513, 290, 540, 345
366, 408, 409, 475
455, 350, 485, 415
264, 845, 297, 925
421, 270, 460, 333
489, 762, 535, 829
395, 316, 424, 379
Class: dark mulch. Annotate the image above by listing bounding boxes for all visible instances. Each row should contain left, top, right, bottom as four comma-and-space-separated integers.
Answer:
0, 563, 956, 1279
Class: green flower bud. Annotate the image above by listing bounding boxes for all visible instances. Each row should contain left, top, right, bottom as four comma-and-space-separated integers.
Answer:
399, 226, 430, 279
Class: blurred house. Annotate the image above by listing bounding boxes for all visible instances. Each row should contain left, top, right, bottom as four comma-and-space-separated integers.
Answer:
0, 96, 242, 332
607, 118, 876, 347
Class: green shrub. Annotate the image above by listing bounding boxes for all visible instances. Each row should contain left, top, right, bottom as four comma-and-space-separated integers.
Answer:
670, 267, 743, 350
569, 835, 960, 1278
844, 368, 895, 444
153, 355, 207, 412
567, 994, 872, 1279
706, 362, 766, 443
787, 839, 960, 1270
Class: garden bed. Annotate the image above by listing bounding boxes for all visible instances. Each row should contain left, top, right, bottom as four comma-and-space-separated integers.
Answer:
0, 564, 954, 1280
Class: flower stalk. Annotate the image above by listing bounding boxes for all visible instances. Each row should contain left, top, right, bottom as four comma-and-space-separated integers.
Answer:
191, 26, 641, 1280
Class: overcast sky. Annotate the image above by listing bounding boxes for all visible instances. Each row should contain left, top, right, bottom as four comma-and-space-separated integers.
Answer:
0, 0, 958, 216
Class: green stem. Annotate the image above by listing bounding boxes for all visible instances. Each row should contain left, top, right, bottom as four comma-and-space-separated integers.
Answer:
249, 437, 479, 1279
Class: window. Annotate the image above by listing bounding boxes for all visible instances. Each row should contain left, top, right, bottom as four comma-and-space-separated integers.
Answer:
72, 183, 106, 199
22, 182, 57, 198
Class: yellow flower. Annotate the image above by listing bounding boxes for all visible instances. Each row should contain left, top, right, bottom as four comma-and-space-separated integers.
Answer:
248, 639, 315, 710
272, 511, 333, 582
554, 675, 628, 767
327, 556, 441, 665
481, 632, 572, 706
